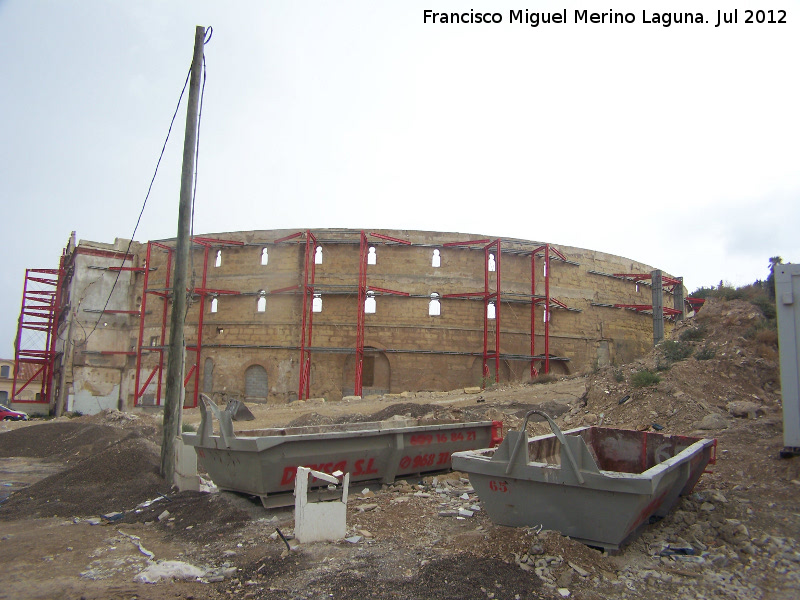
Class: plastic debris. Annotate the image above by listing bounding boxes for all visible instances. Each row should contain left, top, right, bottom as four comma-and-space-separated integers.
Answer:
134, 560, 204, 584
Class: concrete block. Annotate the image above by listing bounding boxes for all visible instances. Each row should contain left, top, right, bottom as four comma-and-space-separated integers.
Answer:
294, 467, 350, 543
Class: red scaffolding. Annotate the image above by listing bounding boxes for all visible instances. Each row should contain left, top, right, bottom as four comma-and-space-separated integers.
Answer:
134, 237, 242, 408
531, 244, 569, 378
354, 232, 411, 397
132, 231, 573, 404
12, 257, 66, 405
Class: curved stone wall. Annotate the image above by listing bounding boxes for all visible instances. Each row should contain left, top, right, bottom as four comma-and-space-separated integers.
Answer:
130, 229, 683, 404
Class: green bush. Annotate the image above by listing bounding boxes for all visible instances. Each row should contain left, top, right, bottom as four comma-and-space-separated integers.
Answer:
752, 297, 777, 320
695, 346, 716, 361
660, 340, 693, 362
181, 422, 196, 433
679, 326, 707, 342
631, 370, 661, 388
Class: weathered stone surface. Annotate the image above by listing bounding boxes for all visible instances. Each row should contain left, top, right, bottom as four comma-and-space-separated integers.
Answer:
694, 413, 729, 430
726, 401, 764, 419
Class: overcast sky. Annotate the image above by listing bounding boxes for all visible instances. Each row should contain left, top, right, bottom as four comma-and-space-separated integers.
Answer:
1, 1, 799, 358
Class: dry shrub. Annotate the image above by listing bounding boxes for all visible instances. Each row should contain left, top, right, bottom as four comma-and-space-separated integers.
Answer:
755, 328, 778, 346
756, 344, 778, 361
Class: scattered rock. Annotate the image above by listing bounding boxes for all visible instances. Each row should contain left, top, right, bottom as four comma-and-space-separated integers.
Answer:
726, 401, 765, 419
694, 413, 729, 430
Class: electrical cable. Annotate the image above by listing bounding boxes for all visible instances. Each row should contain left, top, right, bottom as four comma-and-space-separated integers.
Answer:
188, 26, 212, 300
188, 50, 208, 314
80, 64, 193, 345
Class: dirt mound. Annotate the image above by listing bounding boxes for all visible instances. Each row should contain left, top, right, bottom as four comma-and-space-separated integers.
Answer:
0, 421, 132, 461
285, 402, 445, 427
318, 554, 543, 600
575, 298, 782, 435
285, 412, 338, 427
121, 490, 253, 543
0, 433, 169, 520
367, 402, 440, 421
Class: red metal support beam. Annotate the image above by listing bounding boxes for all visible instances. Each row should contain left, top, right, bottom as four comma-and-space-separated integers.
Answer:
614, 304, 683, 317
355, 232, 368, 397
483, 239, 501, 386
194, 288, 240, 296
270, 285, 300, 295
368, 232, 412, 245
544, 245, 551, 375
135, 242, 173, 407
368, 286, 410, 297
192, 236, 245, 247
443, 239, 492, 247
613, 273, 683, 289
274, 231, 304, 244
298, 230, 318, 401
12, 264, 63, 405
531, 251, 538, 379
134, 241, 153, 406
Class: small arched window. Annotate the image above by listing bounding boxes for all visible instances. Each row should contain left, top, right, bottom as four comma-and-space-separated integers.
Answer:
429, 292, 441, 316
215, 250, 222, 268
257, 291, 266, 312
432, 249, 441, 268
211, 297, 219, 313
312, 293, 322, 313
367, 246, 377, 265
314, 246, 323, 265
487, 301, 496, 320
365, 291, 376, 314
261, 248, 269, 266
487, 253, 496, 272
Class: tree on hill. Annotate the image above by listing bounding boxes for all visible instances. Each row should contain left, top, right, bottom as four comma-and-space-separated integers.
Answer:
766, 256, 783, 299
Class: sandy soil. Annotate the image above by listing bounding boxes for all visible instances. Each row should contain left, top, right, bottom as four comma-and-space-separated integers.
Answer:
0, 298, 798, 600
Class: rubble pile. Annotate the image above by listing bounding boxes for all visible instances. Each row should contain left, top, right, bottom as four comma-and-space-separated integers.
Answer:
0, 298, 798, 599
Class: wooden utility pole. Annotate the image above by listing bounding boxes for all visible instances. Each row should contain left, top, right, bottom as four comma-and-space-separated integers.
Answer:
161, 26, 206, 482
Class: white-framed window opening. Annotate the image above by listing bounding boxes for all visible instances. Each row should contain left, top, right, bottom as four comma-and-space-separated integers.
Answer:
215, 250, 222, 268
315, 246, 323, 265
312, 293, 322, 313
367, 246, 377, 265
429, 292, 441, 316
211, 297, 219, 313
432, 249, 441, 268
487, 253, 496, 272
261, 248, 269, 266
487, 301, 496, 320
257, 291, 267, 312
365, 291, 376, 314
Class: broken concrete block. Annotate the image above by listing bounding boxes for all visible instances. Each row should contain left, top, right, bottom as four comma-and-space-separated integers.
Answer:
464, 387, 482, 394
294, 467, 350, 543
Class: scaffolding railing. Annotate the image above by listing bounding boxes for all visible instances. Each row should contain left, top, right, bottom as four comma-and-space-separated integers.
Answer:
12, 258, 65, 405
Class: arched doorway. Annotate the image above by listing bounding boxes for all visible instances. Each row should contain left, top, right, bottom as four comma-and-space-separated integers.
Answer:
245, 364, 269, 401
342, 348, 391, 396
